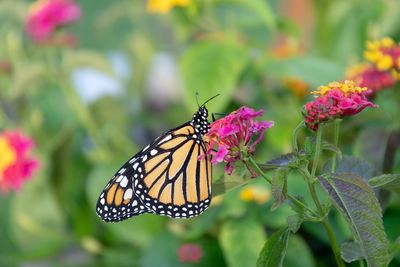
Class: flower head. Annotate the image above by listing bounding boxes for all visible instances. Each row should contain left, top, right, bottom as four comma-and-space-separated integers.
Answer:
364, 37, 400, 73
0, 130, 40, 194
302, 80, 377, 131
240, 185, 271, 204
147, 0, 191, 14
346, 63, 398, 95
178, 243, 203, 263
205, 106, 274, 175
26, 0, 81, 43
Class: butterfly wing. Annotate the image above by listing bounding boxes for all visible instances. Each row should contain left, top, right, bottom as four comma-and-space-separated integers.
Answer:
95, 158, 153, 222
133, 123, 212, 218
96, 121, 212, 222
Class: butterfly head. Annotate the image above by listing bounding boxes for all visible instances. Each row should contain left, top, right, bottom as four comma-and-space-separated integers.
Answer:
191, 106, 210, 135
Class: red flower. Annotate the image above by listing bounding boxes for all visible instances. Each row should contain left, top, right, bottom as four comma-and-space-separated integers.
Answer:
178, 243, 203, 263
302, 81, 377, 131
26, 0, 81, 43
346, 64, 398, 95
205, 106, 274, 174
0, 130, 40, 194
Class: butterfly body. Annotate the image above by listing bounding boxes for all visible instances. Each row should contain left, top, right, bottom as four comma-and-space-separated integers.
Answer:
96, 106, 212, 222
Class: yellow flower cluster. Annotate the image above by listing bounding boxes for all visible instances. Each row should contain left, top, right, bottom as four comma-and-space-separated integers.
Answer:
147, 0, 191, 14
0, 137, 16, 178
240, 185, 271, 204
311, 80, 368, 96
364, 37, 399, 71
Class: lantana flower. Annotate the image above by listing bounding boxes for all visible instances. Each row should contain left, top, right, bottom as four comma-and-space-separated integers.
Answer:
364, 37, 400, 74
26, 0, 81, 43
147, 0, 191, 14
0, 130, 40, 194
205, 106, 274, 175
240, 185, 271, 204
346, 63, 398, 95
178, 243, 203, 263
302, 80, 377, 131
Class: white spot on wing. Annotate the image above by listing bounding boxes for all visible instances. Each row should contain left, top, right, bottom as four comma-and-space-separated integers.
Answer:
124, 188, 133, 199
150, 149, 157, 156
120, 176, 128, 187
159, 135, 172, 144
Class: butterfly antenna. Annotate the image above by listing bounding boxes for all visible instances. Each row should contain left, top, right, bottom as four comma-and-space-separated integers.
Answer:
195, 92, 200, 108
201, 94, 220, 107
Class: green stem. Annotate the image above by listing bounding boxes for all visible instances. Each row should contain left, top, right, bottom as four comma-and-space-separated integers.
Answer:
307, 125, 345, 267
331, 119, 341, 173
247, 157, 318, 217
311, 124, 323, 177
292, 120, 305, 152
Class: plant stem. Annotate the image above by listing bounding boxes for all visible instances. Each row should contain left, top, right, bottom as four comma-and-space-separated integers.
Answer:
331, 120, 341, 173
247, 157, 318, 217
292, 120, 305, 152
307, 125, 345, 267
311, 124, 323, 177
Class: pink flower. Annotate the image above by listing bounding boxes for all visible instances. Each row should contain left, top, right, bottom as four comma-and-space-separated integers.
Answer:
302, 81, 377, 131
26, 0, 81, 43
178, 243, 203, 263
0, 130, 40, 194
205, 106, 274, 175
346, 64, 398, 95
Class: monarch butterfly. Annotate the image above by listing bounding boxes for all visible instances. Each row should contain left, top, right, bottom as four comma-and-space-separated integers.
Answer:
96, 96, 217, 222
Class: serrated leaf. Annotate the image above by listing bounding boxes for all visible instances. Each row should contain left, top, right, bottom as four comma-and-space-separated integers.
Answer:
318, 173, 390, 267
266, 153, 299, 168
219, 218, 266, 267
287, 215, 302, 233
256, 227, 290, 267
341, 241, 364, 263
369, 174, 400, 194
180, 41, 247, 112
271, 168, 288, 210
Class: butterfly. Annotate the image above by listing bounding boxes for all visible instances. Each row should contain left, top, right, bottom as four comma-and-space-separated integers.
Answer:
96, 96, 218, 222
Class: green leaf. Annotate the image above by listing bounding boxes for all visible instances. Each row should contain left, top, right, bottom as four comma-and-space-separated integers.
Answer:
180, 41, 247, 112
271, 168, 288, 210
341, 241, 364, 263
63, 50, 114, 74
287, 215, 303, 233
219, 218, 266, 267
318, 173, 390, 267
266, 153, 300, 168
221, 0, 276, 28
284, 235, 316, 267
256, 228, 290, 267
369, 174, 400, 194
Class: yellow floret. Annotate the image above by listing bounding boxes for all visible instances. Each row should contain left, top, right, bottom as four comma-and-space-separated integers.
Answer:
0, 137, 16, 178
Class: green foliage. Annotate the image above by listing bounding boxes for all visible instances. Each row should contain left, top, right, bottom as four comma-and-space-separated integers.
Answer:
219, 218, 266, 267
256, 227, 290, 267
318, 173, 390, 266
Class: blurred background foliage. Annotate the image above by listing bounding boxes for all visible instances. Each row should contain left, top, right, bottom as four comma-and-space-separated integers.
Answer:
1, 0, 400, 266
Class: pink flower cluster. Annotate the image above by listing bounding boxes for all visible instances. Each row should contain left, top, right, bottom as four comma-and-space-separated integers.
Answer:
0, 130, 40, 194
303, 81, 377, 131
346, 38, 400, 96
347, 65, 397, 95
178, 243, 203, 263
25, 0, 81, 43
205, 106, 274, 174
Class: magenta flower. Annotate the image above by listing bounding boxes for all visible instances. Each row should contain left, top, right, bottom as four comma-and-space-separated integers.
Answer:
178, 243, 203, 263
302, 81, 377, 131
26, 0, 81, 43
346, 64, 398, 95
205, 106, 274, 175
0, 130, 40, 194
